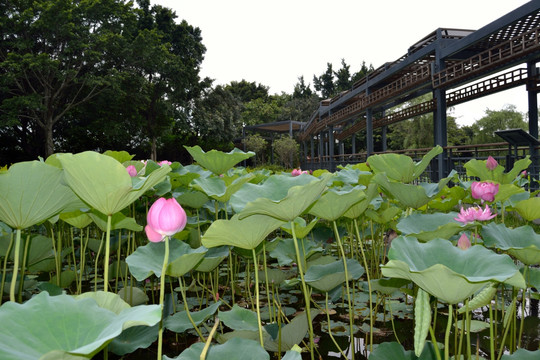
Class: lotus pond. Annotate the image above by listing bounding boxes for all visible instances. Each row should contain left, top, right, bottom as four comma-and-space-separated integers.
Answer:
1, 145, 540, 360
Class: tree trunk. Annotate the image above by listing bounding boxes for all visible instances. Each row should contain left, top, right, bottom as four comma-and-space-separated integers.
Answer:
44, 117, 55, 158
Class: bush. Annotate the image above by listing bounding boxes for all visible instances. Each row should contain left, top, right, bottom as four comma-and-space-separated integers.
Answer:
273, 135, 299, 168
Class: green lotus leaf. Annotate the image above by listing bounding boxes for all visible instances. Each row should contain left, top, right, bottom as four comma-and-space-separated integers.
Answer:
125, 239, 206, 280
219, 304, 259, 331
373, 173, 451, 209
0, 292, 160, 360
184, 145, 254, 175
464, 156, 530, 184
239, 173, 333, 222
501, 349, 540, 359
368, 341, 438, 360
103, 150, 135, 164
60, 210, 93, 229
514, 197, 540, 221
257, 268, 297, 285
263, 311, 319, 352
192, 173, 254, 203
58, 151, 170, 215
304, 258, 364, 292
0, 161, 80, 229
332, 167, 370, 186
367, 146, 442, 183
280, 217, 318, 239
343, 183, 379, 219
74, 291, 130, 314
428, 185, 465, 211
165, 301, 221, 333
173, 188, 209, 209
308, 186, 366, 221
109, 324, 159, 356
194, 246, 229, 272
365, 205, 402, 224
117, 287, 149, 306
88, 210, 143, 232
268, 237, 323, 266
165, 337, 269, 360
525, 267, 540, 289
230, 173, 319, 214
202, 213, 284, 250
482, 222, 540, 265
381, 236, 526, 304
397, 212, 471, 241
493, 183, 525, 203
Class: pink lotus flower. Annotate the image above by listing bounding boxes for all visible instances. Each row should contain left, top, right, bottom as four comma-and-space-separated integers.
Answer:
145, 198, 187, 242
471, 181, 499, 202
454, 205, 496, 224
457, 233, 471, 250
158, 160, 172, 166
291, 168, 308, 176
126, 165, 137, 177
486, 156, 498, 171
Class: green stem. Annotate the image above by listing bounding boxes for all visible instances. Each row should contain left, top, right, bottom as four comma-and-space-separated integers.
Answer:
444, 304, 453, 360
18, 235, 30, 302
157, 236, 170, 360
103, 214, 112, 292
179, 275, 206, 342
354, 219, 374, 352
291, 224, 315, 360
9, 229, 22, 302
252, 248, 264, 347
0, 232, 14, 305
333, 221, 354, 360
489, 302, 495, 360
326, 292, 348, 358
262, 242, 273, 323
200, 317, 220, 360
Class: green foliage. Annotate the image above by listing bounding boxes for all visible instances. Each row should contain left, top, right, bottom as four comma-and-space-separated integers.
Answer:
244, 134, 268, 165
470, 105, 527, 144
273, 135, 299, 168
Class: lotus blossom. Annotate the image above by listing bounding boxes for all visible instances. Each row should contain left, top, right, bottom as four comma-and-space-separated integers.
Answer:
158, 160, 172, 166
457, 233, 471, 250
471, 181, 499, 202
126, 165, 137, 177
454, 205, 496, 224
291, 168, 308, 176
145, 197, 187, 242
486, 156, 498, 171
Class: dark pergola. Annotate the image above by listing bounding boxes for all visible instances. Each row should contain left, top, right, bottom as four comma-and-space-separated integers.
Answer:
297, 1, 540, 181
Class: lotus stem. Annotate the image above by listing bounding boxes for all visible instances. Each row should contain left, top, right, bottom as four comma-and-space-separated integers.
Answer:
489, 302, 495, 360
466, 300, 472, 360
518, 267, 528, 349
444, 304, 453, 360
252, 248, 264, 347
103, 214, 112, 292
18, 234, 30, 303
262, 242, 273, 323
9, 229, 22, 302
0, 232, 14, 305
200, 317, 220, 360
354, 218, 374, 352
179, 275, 206, 342
332, 220, 354, 360
290, 224, 315, 360
326, 292, 348, 359
157, 235, 170, 360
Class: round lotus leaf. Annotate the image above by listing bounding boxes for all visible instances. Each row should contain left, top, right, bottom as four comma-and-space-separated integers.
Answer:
0, 292, 160, 360
382, 236, 525, 304
184, 145, 254, 176
482, 222, 540, 265
165, 337, 269, 360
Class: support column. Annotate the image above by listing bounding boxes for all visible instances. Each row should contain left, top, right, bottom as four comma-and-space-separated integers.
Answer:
352, 133, 356, 154
329, 126, 334, 172
528, 61, 539, 183
318, 133, 323, 168
382, 126, 388, 152
310, 136, 315, 170
433, 42, 448, 181
366, 108, 374, 156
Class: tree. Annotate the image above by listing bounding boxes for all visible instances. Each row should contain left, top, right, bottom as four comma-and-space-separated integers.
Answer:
293, 76, 313, 99
273, 135, 299, 168
0, 0, 135, 158
469, 105, 527, 144
244, 133, 268, 165
225, 80, 269, 103
313, 63, 335, 99
334, 59, 352, 93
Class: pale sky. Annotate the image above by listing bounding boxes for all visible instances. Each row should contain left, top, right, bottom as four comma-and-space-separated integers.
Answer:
153, 0, 533, 126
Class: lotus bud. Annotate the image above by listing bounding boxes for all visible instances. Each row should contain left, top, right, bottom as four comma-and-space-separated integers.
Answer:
486, 156, 498, 171
457, 233, 471, 250
471, 181, 499, 202
126, 165, 137, 177
145, 197, 187, 242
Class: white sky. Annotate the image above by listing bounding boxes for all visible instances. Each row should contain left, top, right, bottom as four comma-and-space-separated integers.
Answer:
153, 0, 533, 126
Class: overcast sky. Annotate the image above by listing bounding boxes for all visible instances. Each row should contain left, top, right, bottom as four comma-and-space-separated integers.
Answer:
153, 0, 533, 126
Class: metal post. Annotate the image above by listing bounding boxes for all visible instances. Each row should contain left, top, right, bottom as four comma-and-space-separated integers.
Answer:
366, 108, 374, 156
528, 61, 539, 183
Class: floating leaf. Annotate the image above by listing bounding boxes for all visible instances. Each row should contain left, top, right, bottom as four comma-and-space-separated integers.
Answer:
264, 311, 319, 352
501, 349, 540, 359
368, 341, 438, 360
219, 304, 259, 331
165, 302, 221, 333
166, 337, 269, 360
109, 324, 159, 356
382, 237, 526, 304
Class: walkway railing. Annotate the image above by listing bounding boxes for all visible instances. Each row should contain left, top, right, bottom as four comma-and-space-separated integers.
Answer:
301, 142, 540, 183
